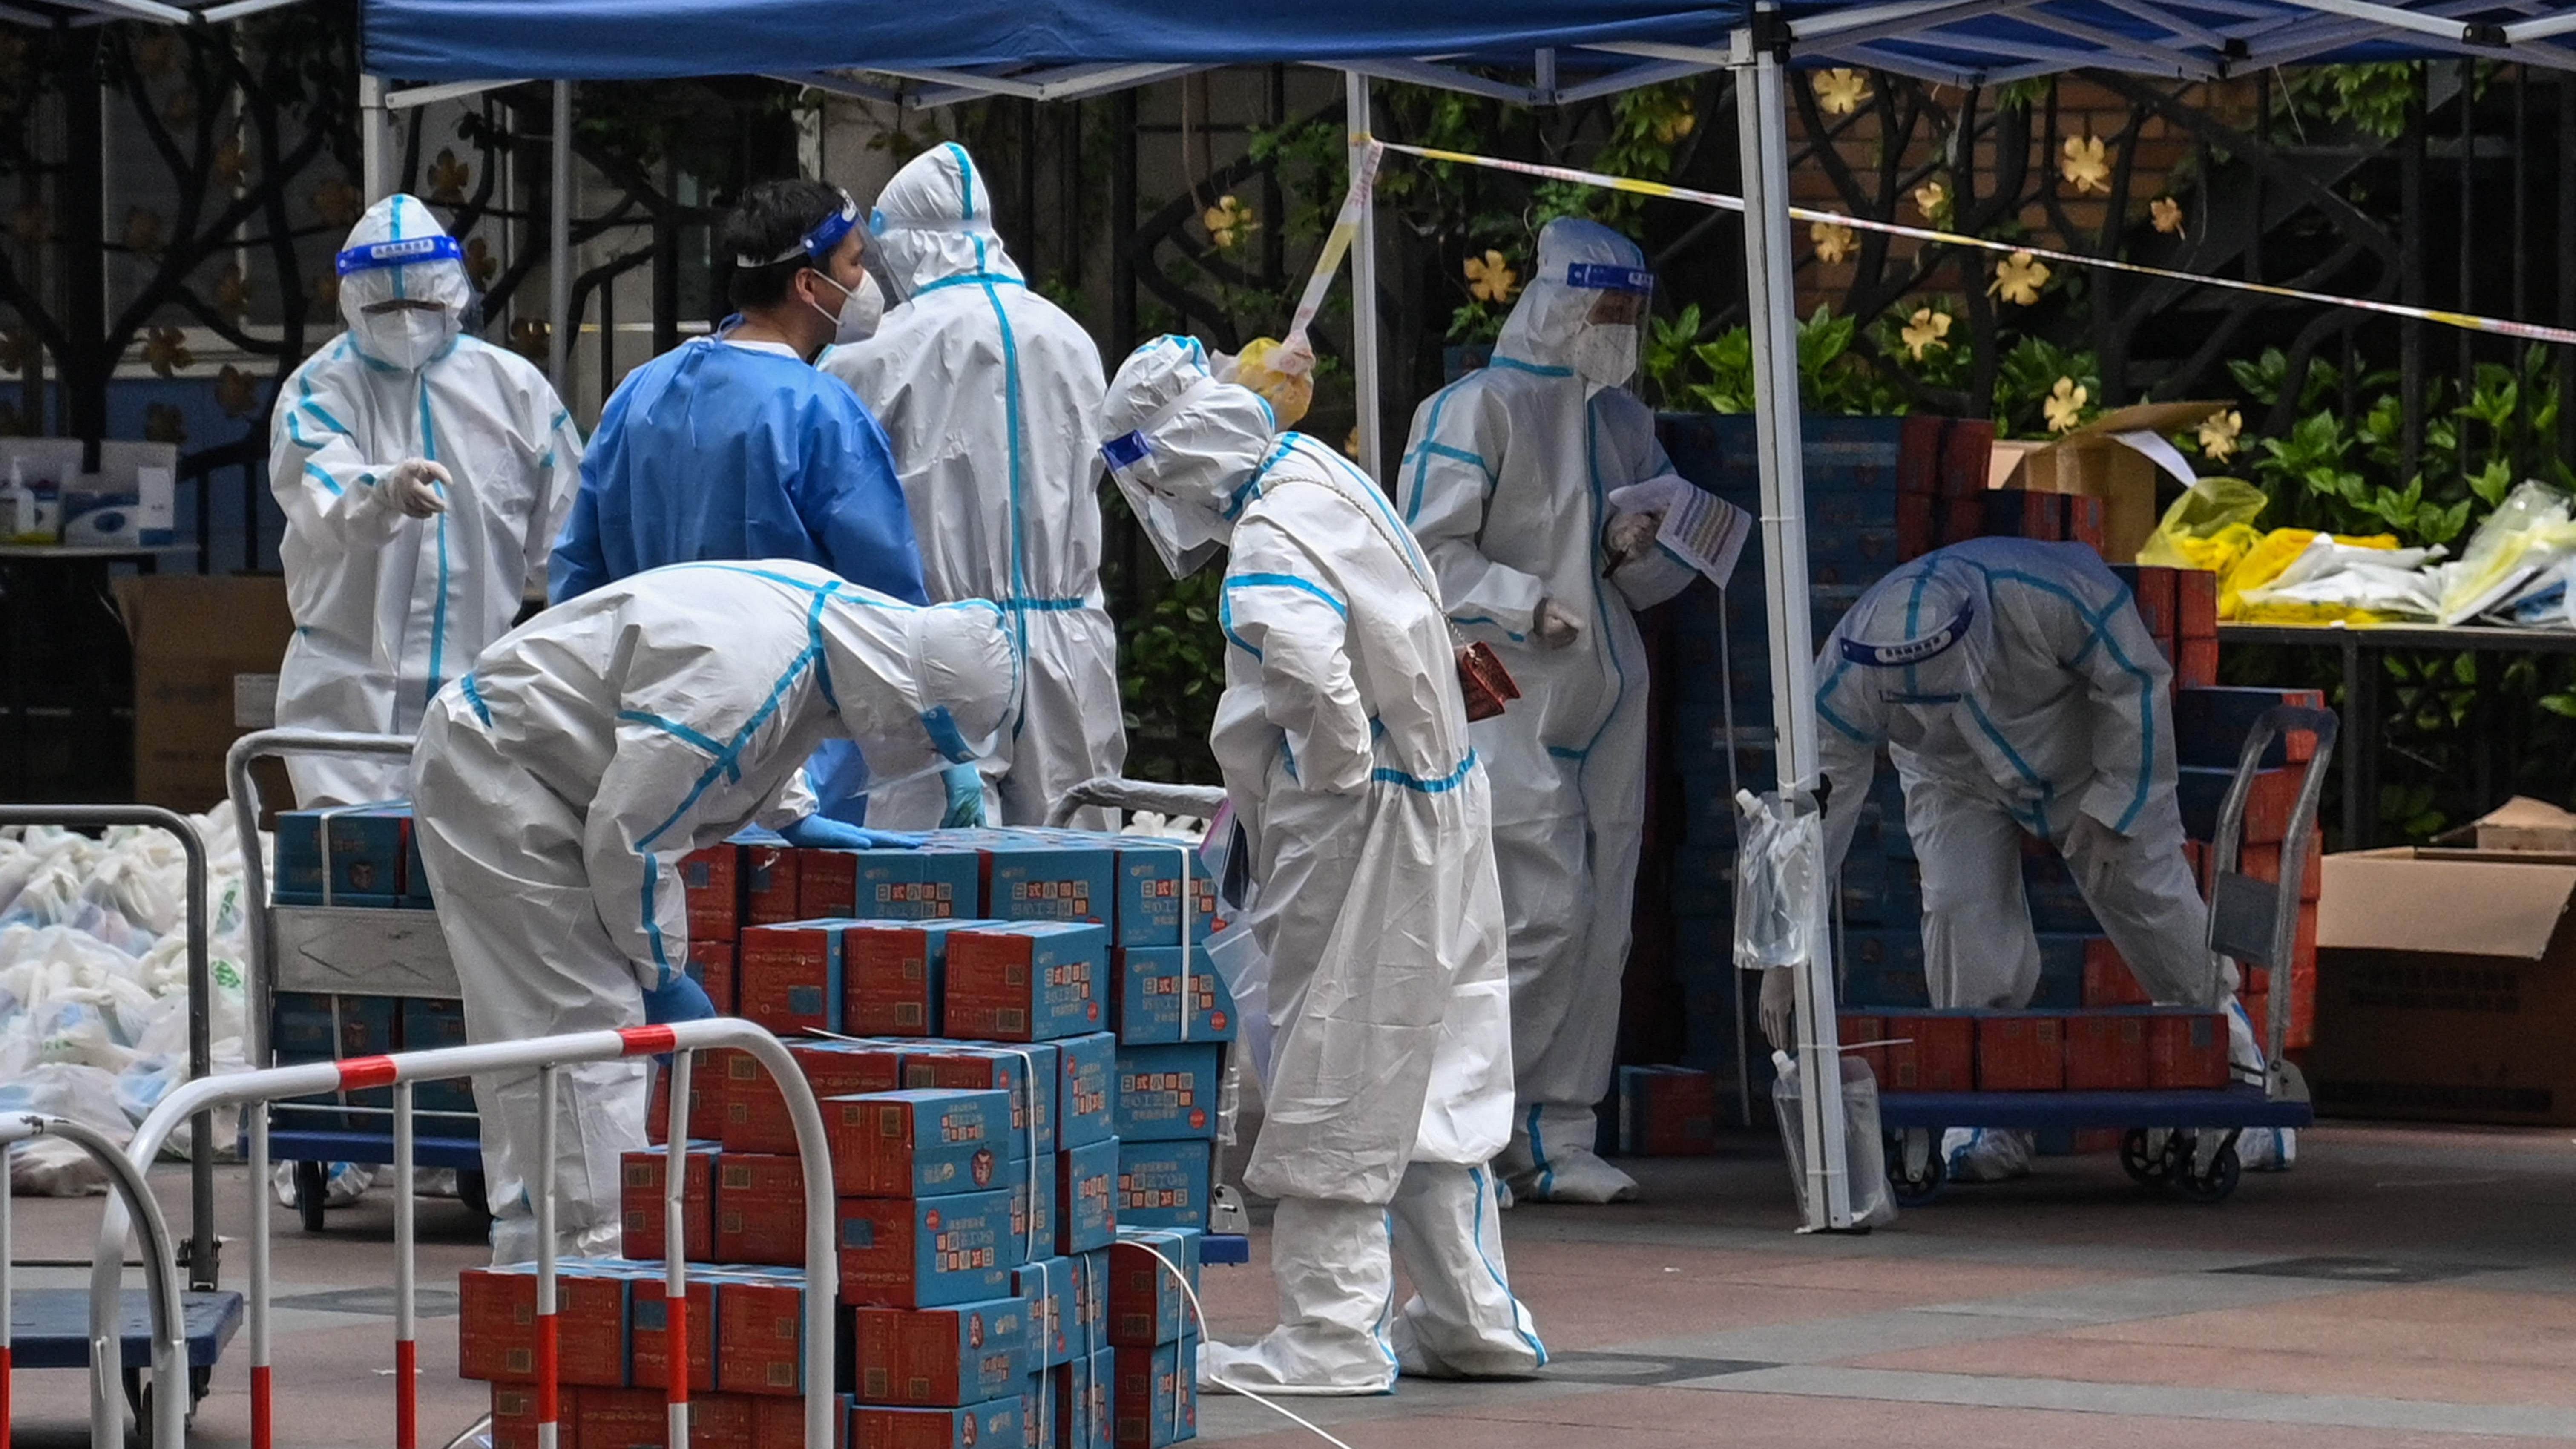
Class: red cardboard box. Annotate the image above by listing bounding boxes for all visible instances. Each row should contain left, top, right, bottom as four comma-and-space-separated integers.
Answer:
1896, 494, 1937, 560
716, 1154, 808, 1267
844, 921, 978, 1038
621, 1145, 715, 1262
945, 923, 1108, 1043
490, 1384, 548, 1449
458, 1265, 632, 1386
1937, 495, 1983, 546
1898, 415, 1944, 494
759, 1395, 842, 1449
688, 939, 739, 1017
648, 1058, 725, 1146
1975, 1013, 2065, 1091
851, 1297, 1032, 1406
2063, 1011, 2151, 1090
1942, 419, 1994, 497
2176, 567, 2219, 638
738, 922, 845, 1036
1835, 1013, 1887, 1085
838, 1190, 1019, 1309
717, 1274, 808, 1396
743, 840, 801, 926
2178, 635, 2220, 688
2121, 564, 2177, 642
683, 845, 741, 941
2066, 494, 2107, 555
726, 1041, 908, 1154
1878, 1012, 1974, 1092
2146, 1010, 2230, 1088
574, 1387, 666, 1449
905, 1045, 1054, 1157
630, 1276, 716, 1393
2238, 834, 2325, 901
819, 1089, 1012, 1198
2082, 938, 2153, 1007
693, 1395, 759, 1449
850, 1399, 1020, 1449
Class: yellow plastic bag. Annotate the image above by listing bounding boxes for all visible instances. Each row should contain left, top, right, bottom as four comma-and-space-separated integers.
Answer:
2136, 477, 2268, 576
2224, 527, 2403, 624
1225, 336, 1315, 428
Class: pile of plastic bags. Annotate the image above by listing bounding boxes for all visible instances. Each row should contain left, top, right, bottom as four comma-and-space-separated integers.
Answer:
0, 810, 261, 1195
2139, 477, 2576, 629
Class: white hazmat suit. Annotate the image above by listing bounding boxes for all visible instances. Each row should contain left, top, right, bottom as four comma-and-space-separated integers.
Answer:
1397, 219, 1695, 1204
824, 144, 1125, 829
1100, 337, 1543, 1394
1815, 538, 2265, 1179
271, 193, 581, 805
410, 561, 1018, 1260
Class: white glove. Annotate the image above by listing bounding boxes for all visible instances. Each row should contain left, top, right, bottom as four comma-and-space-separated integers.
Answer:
1534, 598, 1582, 649
1606, 509, 1662, 563
380, 459, 451, 519
1759, 968, 1797, 1050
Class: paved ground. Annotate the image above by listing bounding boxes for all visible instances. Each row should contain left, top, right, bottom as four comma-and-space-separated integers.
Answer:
13, 1120, 2576, 1447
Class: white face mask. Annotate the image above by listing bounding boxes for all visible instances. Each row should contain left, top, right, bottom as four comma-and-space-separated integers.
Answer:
808, 270, 886, 347
358, 302, 460, 371
1572, 321, 1639, 389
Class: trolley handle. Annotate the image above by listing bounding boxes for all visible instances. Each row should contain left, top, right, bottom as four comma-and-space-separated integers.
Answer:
2204, 704, 2339, 1098
1043, 775, 1226, 829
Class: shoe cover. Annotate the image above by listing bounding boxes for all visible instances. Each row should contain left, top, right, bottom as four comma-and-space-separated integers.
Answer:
2238, 1126, 2298, 1171
1197, 1198, 1398, 1396
1505, 1144, 1638, 1203
1198, 1335, 1395, 1397
271, 1160, 373, 1208
2226, 998, 2267, 1085
1941, 1127, 2033, 1182
487, 1211, 626, 1267
1386, 1164, 1546, 1379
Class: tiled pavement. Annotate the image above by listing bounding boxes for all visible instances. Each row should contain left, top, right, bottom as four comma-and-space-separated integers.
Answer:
12, 1120, 2575, 1447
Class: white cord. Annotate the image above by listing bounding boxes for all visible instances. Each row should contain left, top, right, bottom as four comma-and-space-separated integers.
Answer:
1124, 1241, 1364, 1449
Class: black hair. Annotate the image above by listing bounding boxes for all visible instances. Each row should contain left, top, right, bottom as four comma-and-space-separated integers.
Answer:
719, 178, 848, 310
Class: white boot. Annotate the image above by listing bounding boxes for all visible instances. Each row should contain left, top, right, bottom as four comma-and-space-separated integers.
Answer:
1387, 1165, 1546, 1380
1498, 1104, 1638, 1204
1196, 1198, 1397, 1397
1941, 1128, 2033, 1182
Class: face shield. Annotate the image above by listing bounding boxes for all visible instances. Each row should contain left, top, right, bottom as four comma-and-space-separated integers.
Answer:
1495, 218, 1657, 390
1565, 261, 1654, 388
1098, 337, 1279, 579
336, 196, 471, 371
1834, 557, 1994, 712
828, 600, 1024, 792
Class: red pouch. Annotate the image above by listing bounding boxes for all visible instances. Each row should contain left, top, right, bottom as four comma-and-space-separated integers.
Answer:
1457, 642, 1520, 721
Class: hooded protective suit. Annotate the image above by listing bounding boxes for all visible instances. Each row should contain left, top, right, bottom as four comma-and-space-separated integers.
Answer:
271, 194, 582, 805
1101, 337, 1542, 1394
1815, 538, 2263, 1179
410, 560, 1018, 1261
1397, 219, 1693, 1204
821, 144, 1124, 829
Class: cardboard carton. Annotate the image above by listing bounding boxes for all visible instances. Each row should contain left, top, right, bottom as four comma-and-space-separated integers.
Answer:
2451, 797, 2576, 855
1113, 1141, 1209, 1232
716, 1271, 809, 1395
738, 921, 848, 1035
1057, 1138, 1118, 1254
821, 1089, 1014, 1198
725, 1040, 908, 1154
906, 1044, 1058, 1158
838, 1188, 1020, 1308
1985, 401, 2228, 562
851, 1296, 1032, 1405
1975, 1013, 2065, 1091
1106, 1229, 1199, 1348
112, 573, 295, 812
621, 1144, 716, 1262
716, 1154, 808, 1266
629, 1274, 716, 1393
1053, 1033, 1117, 1150
946, 923, 1110, 1042
849, 1397, 1021, 1449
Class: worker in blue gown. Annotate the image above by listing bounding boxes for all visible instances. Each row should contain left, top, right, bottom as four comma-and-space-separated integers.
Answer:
549, 178, 960, 834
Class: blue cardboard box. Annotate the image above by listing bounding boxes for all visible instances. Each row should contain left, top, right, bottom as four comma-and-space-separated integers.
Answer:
268, 991, 346, 1130
1054, 1032, 1116, 1150
1107, 1228, 1200, 1348
1057, 1138, 1118, 1255
837, 1186, 1021, 1308
1112, 1044, 1222, 1142
398, 997, 477, 1118
820, 1087, 1016, 1199
1017, 1258, 1076, 1369
849, 1397, 1022, 1449
1110, 840, 1222, 947
1006, 1151, 1061, 1262
947, 923, 1110, 1043
817, 843, 988, 921
337, 993, 399, 1126
1114, 1140, 1210, 1232
274, 804, 414, 907
1111, 1331, 1199, 1449
1110, 948, 1239, 1045
978, 836, 1115, 928
908, 1042, 1059, 1158
849, 1293, 1031, 1406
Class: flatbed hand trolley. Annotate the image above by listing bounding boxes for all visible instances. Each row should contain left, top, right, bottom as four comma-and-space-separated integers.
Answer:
1876, 704, 2337, 1205
0, 804, 236, 1432
226, 727, 489, 1230
1046, 775, 1252, 1266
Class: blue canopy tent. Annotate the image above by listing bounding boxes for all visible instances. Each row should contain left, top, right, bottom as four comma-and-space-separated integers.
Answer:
20, 0, 2571, 1236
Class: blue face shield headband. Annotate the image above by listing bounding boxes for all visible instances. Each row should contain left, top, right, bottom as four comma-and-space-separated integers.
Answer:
736, 190, 861, 268
335, 235, 464, 276
1564, 261, 1654, 294
1837, 597, 1975, 670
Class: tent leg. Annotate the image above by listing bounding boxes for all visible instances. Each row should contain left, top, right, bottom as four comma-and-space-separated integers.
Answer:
549, 80, 574, 399
1345, 70, 1383, 480
360, 75, 390, 203
1733, 16, 1854, 1232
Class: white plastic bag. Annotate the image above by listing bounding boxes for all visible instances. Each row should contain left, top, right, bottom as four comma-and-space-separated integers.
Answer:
1770, 1049, 1898, 1228
1, 1062, 129, 1194
1734, 790, 1824, 971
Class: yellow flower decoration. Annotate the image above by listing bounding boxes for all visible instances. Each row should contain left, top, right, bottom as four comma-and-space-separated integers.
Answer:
1200, 194, 1258, 250
2060, 135, 2111, 196
215, 365, 259, 419
1810, 220, 1857, 264
1912, 179, 1950, 224
2196, 408, 2243, 460
142, 327, 194, 379
465, 236, 500, 289
2151, 196, 2185, 236
1344, 426, 1363, 460
312, 178, 363, 229
1988, 250, 2050, 306
1899, 307, 1952, 361
1651, 102, 1696, 144
428, 148, 473, 207
215, 265, 252, 317
1813, 69, 1871, 116
213, 136, 249, 188
2044, 377, 2090, 433
1463, 250, 1519, 304
122, 207, 165, 258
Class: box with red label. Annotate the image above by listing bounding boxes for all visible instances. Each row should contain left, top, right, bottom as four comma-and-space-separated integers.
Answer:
649, 1055, 727, 1146
2081, 938, 2152, 1007
1111, 1333, 1197, 1449
823, 1089, 1014, 1199
574, 1387, 669, 1449
979, 837, 1113, 927
1114, 1141, 1208, 1233
844, 920, 982, 1037
741, 834, 802, 926
1975, 1013, 2065, 1091
851, 1397, 1022, 1449
489, 1384, 545, 1449
2176, 567, 2218, 638
905, 1044, 1057, 1157
1068, 1252, 1108, 1353
852, 1295, 1032, 1405
2146, 1009, 2230, 1087
802, 845, 988, 922
1112, 1044, 1220, 1141
683, 844, 742, 941
1005, 1152, 1059, 1258
1057, 1138, 1116, 1255
1878, 1012, 1975, 1092
1024, 1371, 1056, 1449
1016, 1258, 1074, 1369
839, 1187, 1020, 1308
739, 921, 848, 1035
716, 1268, 809, 1396
2112, 564, 2177, 644
1053, 1033, 1115, 1151
1110, 947, 1238, 1046
716, 1154, 808, 1267
1107, 1228, 1199, 1347
1835, 1014, 1886, 1087
688, 938, 739, 1017
1112, 841, 1222, 947
724, 1040, 909, 1154
621, 1144, 716, 1262
458, 1261, 633, 1386
946, 923, 1110, 1042
1070, 1348, 1112, 1449
1607, 1065, 1718, 1156
629, 1274, 716, 1393
692, 1395, 759, 1449
2064, 1011, 2151, 1090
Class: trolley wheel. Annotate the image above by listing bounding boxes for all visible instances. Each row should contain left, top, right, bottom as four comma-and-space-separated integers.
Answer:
2173, 1140, 2242, 1204
1886, 1138, 1946, 1206
458, 1167, 492, 1225
294, 1159, 328, 1233
2119, 1129, 2176, 1188
123, 1366, 201, 1448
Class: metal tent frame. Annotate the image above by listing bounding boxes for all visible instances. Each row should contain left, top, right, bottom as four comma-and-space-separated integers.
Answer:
17, 0, 2576, 1230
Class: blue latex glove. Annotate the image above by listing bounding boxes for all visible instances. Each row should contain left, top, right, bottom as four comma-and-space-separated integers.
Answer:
941, 763, 987, 829
779, 814, 927, 850
639, 972, 715, 1026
